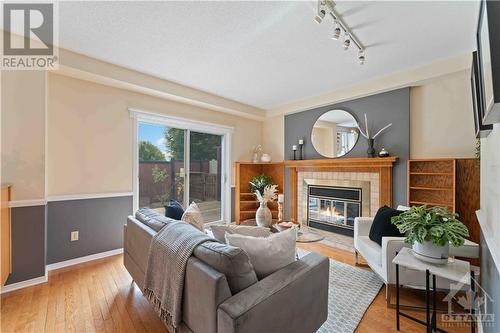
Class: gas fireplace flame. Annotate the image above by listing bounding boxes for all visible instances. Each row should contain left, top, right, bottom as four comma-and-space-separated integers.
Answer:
322, 206, 341, 218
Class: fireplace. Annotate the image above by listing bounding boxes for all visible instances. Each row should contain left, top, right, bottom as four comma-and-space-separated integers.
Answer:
305, 180, 371, 236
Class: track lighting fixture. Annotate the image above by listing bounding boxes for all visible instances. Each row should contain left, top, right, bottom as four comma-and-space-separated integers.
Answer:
358, 50, 366, 65
313, 0, 367, 65
343, 35, 350, 50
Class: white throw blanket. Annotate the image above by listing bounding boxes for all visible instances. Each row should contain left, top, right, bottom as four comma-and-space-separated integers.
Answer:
143, 220, 214, 332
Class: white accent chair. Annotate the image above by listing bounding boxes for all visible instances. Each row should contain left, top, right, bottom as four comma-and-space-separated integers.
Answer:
353, 207, 479, 306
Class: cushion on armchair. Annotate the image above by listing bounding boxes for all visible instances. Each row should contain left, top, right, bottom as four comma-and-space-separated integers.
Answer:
368, 206, 405, 246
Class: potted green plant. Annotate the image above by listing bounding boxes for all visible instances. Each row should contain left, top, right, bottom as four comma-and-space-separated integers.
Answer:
391, 205, 469, 264
249, 175, 273, 194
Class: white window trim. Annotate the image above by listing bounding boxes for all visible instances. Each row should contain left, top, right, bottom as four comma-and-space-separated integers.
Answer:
130, 108, 233, 224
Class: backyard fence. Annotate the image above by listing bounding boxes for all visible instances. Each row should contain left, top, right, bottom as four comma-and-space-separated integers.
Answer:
139, 160, 220, 207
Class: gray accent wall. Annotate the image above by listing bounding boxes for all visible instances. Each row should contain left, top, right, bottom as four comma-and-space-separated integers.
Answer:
6, 205, 46, 284
284, 88, 410, 207
480, 232, 500, 333
47, 196, 133, 264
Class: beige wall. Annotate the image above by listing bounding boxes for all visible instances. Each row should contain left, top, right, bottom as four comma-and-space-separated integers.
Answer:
262, 114, 284, 161
1, 55, 477, 200
47, 73, 262, 196
1, 71, 46, 201
410, 70, 476, 158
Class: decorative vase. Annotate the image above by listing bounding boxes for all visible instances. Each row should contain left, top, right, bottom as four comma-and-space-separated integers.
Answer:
412, 241, 450, 264
366, 138, 375, 158
255, 202, 272, 227
252, 152, 260, 163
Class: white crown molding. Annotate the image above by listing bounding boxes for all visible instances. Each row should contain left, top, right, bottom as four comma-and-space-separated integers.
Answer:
46, 192, 133, 202
1, 275, 48, 294
476, 209, 500, 272
54, 49, 266, 121
266, 53, 472, 117
8, 199, 47, 208
46, 248, 123, 271
129, 108, 234, 134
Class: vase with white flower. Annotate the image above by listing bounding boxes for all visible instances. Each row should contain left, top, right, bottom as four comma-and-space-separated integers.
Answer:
254, 184, 278, 227
356, 113, 393, 158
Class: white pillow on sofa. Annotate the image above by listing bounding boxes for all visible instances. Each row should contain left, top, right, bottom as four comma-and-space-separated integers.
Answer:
210, 224, 271, 243
181, 202, 204, 231
225, 227, 297, 279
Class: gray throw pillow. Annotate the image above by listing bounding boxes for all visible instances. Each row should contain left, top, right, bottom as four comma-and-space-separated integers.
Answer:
210, 224, 271, 243
193, 241, 258, 294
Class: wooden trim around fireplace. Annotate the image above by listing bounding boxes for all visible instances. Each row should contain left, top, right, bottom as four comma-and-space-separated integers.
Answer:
285, 157, 398, 222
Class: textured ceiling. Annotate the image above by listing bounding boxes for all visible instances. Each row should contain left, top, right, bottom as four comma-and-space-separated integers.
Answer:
56, 1, 479, 109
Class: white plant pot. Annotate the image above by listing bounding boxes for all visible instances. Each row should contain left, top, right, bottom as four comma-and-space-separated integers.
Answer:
412, 241, 449, 264
255, 202, 272, 227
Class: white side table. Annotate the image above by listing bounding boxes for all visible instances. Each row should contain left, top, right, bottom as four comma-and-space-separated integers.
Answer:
392, 247, 476, 333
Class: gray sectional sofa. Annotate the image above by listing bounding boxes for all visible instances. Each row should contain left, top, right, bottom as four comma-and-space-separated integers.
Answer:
123, 210, 330, 333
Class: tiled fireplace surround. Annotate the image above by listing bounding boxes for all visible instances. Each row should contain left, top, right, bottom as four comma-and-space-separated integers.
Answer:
285, 157, 398, 225
297, 171, 380, 225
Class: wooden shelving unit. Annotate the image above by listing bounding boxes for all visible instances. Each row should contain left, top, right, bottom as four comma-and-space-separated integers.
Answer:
407, 158, 481, 266
235, 162, 284, 224
407, 159, 456, 211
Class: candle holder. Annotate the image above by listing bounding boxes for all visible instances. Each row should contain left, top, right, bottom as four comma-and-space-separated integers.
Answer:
292, 145, 297, 160
299, 142, 304, 160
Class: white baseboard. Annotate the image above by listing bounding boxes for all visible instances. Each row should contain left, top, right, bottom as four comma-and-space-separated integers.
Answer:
46, 248, 123, 271
1, 275, 48, 294
1, 248, 124, 294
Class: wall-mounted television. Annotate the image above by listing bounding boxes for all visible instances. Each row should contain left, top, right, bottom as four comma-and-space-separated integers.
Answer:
476, 0, 500, 124
471, 51, 492, 138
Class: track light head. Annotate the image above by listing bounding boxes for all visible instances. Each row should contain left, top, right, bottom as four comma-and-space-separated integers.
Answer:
332, 22, 341, 40
358, 50, 366, 65
314, 9, 326, 24
343, 35, 350, 50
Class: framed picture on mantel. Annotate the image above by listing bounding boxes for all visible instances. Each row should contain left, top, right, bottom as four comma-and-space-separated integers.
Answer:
476, 0, 500, 124
472, 51, 492, 138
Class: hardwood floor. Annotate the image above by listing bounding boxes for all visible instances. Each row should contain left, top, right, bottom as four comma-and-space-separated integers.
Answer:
1, 256, 168, 333
1, 245, 474, 333
298, 242, 474, 333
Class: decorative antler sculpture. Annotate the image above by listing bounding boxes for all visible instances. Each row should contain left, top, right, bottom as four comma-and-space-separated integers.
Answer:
356, 113, 392, 157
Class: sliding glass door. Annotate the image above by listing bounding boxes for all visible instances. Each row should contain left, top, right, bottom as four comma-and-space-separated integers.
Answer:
135, 114, 228, 223
188, 131, 222, 222
138, 123, 185, 210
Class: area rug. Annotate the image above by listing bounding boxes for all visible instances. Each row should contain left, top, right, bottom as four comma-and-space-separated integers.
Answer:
297, 249, 384, 333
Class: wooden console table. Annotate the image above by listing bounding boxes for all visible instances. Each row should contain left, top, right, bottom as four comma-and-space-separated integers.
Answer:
285, 157, 398, 222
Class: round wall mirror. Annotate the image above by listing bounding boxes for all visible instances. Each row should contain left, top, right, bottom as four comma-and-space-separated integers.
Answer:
311, 109, 359, 158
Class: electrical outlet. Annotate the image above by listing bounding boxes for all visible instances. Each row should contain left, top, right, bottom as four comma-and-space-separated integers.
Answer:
70, 231, 79, 241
